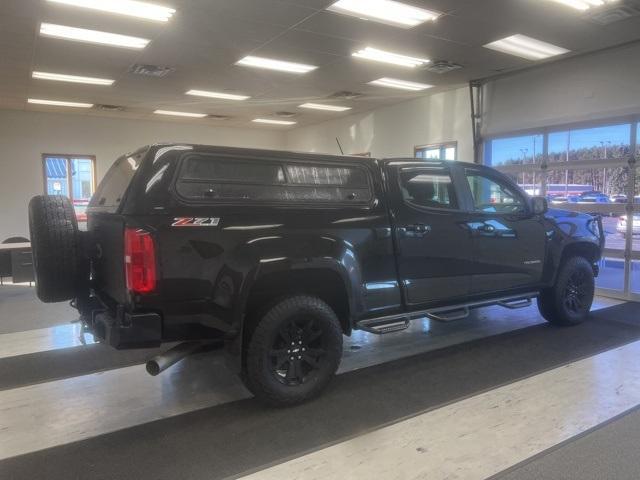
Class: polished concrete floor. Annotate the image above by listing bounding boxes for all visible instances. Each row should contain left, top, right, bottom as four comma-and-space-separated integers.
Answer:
0, 285, 638, 480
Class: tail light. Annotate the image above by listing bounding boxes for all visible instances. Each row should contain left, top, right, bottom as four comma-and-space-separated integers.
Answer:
124, 227, 157, 294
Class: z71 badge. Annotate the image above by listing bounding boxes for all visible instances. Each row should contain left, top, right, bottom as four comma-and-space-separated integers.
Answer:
171, 217, 220, 227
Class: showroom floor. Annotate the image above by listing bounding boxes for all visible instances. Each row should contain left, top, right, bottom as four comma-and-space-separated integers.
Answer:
1, 286, 639, 479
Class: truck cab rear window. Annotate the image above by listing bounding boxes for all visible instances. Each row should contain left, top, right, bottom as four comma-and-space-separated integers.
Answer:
175, 155, 372, 204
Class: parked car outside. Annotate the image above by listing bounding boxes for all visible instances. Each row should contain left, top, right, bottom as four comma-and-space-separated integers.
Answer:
617, 214, 640, 238
578, 192, 610, 204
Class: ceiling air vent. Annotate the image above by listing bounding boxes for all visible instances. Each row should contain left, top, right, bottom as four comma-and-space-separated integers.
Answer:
328, 91, 364, 100
128, 64, 175, 78
426, 60, 463, 74
584, 0, 640, 24
95, 104, 125, 111
208, 115, 231, 120
274, 111, 297, 118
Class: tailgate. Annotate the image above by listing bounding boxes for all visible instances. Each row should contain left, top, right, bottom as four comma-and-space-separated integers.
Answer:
89, 214, 127, 305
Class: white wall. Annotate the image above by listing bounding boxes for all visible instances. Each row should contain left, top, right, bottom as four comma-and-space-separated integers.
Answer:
0, 109, 285, 240
482, 42, 640, 136
286, 87, 473, 161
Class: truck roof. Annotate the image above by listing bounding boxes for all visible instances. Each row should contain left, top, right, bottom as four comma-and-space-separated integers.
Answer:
139, 143, 470, 168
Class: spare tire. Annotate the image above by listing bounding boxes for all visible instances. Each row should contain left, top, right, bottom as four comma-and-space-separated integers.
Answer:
28, 195, 82, 303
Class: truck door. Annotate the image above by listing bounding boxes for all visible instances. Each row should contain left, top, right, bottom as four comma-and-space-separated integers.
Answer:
386, 162, 474, 308
462, 167, 547, 294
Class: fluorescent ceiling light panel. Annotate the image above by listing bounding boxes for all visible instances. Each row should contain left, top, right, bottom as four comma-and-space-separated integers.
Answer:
236, 56, 317, 74
353, 47, 430, 68
368, 77, 433, 91
299, 103, 352, 112
154, 110, 207, 118
545, 0, 617, 11
46, 0, 176, 21
252, 118, 297, 125
40, 23, 150, 49
28, 98, 93, 108
186, 89, 250, 101
32, 71, 114, 85
484, 34, 570, 60
327, 0, 441, 28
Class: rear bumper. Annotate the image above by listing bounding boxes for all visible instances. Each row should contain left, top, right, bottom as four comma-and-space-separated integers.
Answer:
93, 309, 162, 349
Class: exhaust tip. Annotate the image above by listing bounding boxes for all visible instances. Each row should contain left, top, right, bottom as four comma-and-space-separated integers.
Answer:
146, 360, 161, 376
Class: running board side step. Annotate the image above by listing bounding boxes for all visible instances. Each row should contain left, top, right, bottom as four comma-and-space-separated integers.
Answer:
355, 291, 539, 334
357, 317, 410, 335
497, 298, 532, 309
426, 307, 469, 322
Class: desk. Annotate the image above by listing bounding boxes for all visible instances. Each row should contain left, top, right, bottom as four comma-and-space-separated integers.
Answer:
0, 243, 34, 283
0, 242, 31, 251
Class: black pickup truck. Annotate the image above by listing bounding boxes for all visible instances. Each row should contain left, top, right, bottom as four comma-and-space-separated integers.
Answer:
29, 144, 604, 406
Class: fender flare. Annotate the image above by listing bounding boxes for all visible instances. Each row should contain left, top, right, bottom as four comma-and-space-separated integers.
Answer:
224, 255, 360, 374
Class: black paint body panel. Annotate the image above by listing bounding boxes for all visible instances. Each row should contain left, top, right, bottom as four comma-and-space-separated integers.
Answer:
82, 144, 603, 358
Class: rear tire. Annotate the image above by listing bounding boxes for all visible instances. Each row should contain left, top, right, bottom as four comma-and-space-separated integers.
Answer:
28, 195, 82, 303
537, 256, 595, 326
244, 295, 343, 407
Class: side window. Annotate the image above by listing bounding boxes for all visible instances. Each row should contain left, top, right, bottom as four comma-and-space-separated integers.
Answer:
180, 156, 285, 184
466, 171, 526, 214
286, 165, 367, 187
91, 153, 142, 212
399, 169, 458, 210
175, 154, 372, 204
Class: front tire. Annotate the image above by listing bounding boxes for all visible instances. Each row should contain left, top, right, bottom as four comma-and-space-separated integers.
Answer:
537, 256, 595, 326
245, 295, 343, 407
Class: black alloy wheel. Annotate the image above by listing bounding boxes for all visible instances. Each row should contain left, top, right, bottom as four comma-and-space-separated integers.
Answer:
269, 315, 327, 386
563, 270, 590, 315
245, 295, 343, 406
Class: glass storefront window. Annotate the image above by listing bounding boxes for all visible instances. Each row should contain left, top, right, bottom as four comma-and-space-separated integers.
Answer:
43, 155, 95, 223
546, 167, 628, 199
485, 120, 638, 297
632, 262, 640, 294
548, 124, 631, 164
415, 142, 457, 161
503, 171, 543, 196
485, 134, 543, 167
597, 258, 626, 292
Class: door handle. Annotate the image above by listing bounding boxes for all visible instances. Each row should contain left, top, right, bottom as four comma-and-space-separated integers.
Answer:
402, 224, 431, 237
476, 224, 495, 233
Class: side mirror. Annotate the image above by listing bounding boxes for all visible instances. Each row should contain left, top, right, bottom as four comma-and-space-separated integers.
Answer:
531, 196, 548, 215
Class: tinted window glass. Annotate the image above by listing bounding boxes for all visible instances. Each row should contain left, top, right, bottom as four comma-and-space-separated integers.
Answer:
400, 169, 458, 210
286, 165, 368, 187
90, 154, 141, 211
466, 171, 526, 214
181, 156, 285, 184
175, 154, 371, 204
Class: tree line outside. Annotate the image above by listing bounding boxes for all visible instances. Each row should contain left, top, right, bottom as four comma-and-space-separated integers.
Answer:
499, 143, 637, 197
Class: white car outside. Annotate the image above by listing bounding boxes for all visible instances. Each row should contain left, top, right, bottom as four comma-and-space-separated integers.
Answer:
617, 215, 640, 237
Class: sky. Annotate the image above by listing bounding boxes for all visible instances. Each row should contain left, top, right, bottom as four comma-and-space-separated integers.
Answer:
488, 123, 635, 165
